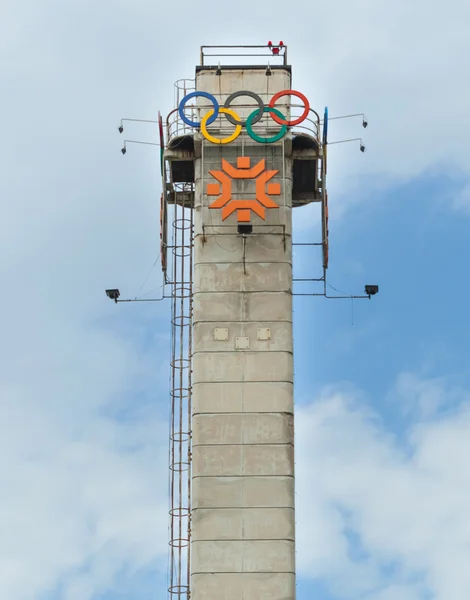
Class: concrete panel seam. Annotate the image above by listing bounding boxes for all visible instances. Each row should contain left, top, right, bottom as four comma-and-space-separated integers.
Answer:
188, 536, 295, 544
192, 412, 294, 417
195, 261, 293, 266
193, 291, 292, 295
192, 474, 295, 479
193, 320, 292, 325
192, 506, 295, 511
194, 233, 293, 239
191, 571, 296, 576
192, 291, 294, 296
192, 442, 294, 448
191, 380, 294, 385
192, 350, 294, 356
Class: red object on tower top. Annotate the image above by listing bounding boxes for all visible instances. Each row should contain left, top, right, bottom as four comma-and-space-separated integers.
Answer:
267, 40, 284, 55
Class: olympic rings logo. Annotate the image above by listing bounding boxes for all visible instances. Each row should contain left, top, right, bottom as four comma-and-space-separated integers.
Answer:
178, 89, 310, 145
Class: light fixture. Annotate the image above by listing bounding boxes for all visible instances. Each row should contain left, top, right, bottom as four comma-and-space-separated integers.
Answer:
365, 285, 378, 296
360, 144, 366, 153
216, 63, 222, 76
121, 147, 126, 155
118, 125, 123, 133
362, 119, 368, 128
238, 224, 252, 235
105, 289, 121, 303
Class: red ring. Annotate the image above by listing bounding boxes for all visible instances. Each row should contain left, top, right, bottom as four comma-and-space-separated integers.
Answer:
268, 90, 310, 126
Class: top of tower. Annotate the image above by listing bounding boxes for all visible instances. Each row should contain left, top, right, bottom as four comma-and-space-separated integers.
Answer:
198, 43, 290, 71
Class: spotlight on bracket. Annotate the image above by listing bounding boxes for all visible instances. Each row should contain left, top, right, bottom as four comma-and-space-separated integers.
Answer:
121, 146, 126, 155
105, 289, 121, 303
118, 125, 124, 133
266, 63, 272, 76
216, 63, 222, 76
365, 285, 379, 297
362, 118, 368, 128
360, 143, 366, 153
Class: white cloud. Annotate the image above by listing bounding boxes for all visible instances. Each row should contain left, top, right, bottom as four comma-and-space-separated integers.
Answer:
452, 183, 470, 214
0, 305, 169, 600
295, 376, 470, 600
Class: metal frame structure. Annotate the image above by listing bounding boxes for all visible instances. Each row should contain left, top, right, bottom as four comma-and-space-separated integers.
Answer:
200, 44, 288, 66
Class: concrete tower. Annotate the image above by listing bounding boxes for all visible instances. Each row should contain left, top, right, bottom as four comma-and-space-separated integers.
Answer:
162, 44, 324, 600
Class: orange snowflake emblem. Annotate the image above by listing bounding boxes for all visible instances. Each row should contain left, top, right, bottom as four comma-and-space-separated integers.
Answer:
207, 157, 281, 223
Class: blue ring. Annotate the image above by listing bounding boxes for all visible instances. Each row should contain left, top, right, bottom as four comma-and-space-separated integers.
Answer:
179, 91, 219, 128
323, 106, 328, 145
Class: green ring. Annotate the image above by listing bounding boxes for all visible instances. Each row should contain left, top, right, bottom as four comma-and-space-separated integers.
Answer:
246, 106, 287, 143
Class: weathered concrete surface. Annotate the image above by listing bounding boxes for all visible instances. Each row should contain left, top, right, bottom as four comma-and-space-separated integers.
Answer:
192, 573, 295, 600
191, 507, 295, 540
193, 291, 292, 323
191, 66, 295, 600
192, 540, 295, 572
192, 476, 294, 508
192, 413, 294, 445
192, 351, 293, 383
192, 381, 293, 414
192, 444, 294, 477
193, 321, 293, 352
194, 262, 292, 293
194, 233, 292, 264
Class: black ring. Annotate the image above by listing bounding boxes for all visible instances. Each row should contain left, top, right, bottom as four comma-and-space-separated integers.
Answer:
224, 91, 264, 127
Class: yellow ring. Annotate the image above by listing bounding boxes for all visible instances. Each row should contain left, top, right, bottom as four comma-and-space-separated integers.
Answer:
200, 107, 242, 144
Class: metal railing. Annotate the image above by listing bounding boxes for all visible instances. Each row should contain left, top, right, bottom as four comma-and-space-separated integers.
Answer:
200, 44, 288, 66
166, 101, 320, 146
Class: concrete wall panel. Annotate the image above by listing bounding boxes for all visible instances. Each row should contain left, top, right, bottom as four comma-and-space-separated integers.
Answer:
191, 507, 295, 540
192, 540, 294, 573
194, 233, 292, 264
194, 262, 292, 293
192, 573, 295, 600
192, 413, 294, 445
192, 444, 294, 477
196, 68, 291, 100
193, 206, 293, 236
193, 291, 292, 323
192, 381, 294, 414
192, 476, 294, 509
193, 321, 293, 353
192, 351, 293, 384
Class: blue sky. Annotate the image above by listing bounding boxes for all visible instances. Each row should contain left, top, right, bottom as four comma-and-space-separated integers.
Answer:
2, 0, 470, 599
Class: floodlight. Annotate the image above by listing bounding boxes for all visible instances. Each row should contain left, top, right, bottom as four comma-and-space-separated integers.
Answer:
105, 289, 120, 303
118, 126, 123, 133
238, 224, 252, 235
121, 147, 126, 155
360, 144, 366, 153
365, 285, 378, 296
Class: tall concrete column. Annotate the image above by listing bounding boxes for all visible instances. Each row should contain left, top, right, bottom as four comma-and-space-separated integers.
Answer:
191, 67, 295, 600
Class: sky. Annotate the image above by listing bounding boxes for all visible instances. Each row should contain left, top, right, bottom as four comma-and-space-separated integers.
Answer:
1, 0, 470, 599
